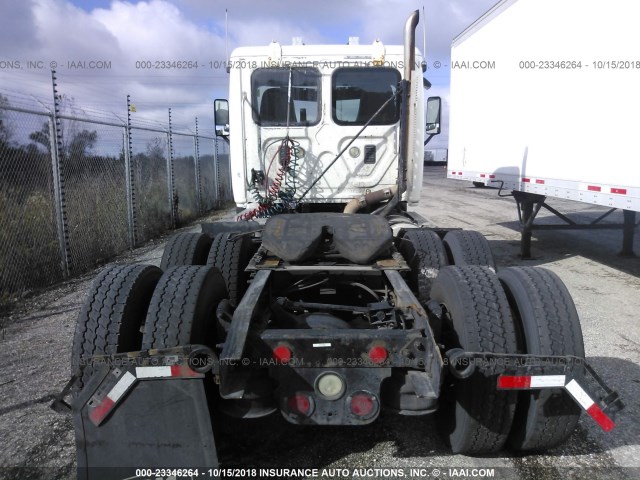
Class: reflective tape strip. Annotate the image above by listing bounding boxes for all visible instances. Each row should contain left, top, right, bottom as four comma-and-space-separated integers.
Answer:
498, 375, 566, 389
565, 379, 593, 409
89, 372, 137, 425
170, 364, 202, 378
107, 371, 136, 402
611, 188, 627, 195
313, 343, 332, 348
136, 366, 172, 378
497, 376, 530, 388
530, 375, 566, 388
565, 379, 616, 432
89, 397, 115, 425
136, 365, 201, 378
587, 403, 616, 432
522, 178, 531, 183
588, 185, 602, 192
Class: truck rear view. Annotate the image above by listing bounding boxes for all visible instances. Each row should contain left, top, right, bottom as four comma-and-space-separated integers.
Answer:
53, 10, 623, 478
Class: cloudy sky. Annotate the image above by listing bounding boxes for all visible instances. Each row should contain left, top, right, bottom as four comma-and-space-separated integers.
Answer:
0, 0, 497, 144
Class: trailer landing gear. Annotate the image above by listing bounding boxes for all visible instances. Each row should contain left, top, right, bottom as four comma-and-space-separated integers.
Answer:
513, 191, 638, 258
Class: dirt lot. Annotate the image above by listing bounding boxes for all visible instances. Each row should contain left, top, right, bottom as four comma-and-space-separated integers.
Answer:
1, 166, 638, 479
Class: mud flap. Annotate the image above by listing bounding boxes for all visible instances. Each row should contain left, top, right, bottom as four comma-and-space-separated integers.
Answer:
71, 347, 218, 480
446, 351, 624, 432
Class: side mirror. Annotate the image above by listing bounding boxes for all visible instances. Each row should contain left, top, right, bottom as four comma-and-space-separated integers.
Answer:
214, 98, 229, 137
426, 96, 441, 135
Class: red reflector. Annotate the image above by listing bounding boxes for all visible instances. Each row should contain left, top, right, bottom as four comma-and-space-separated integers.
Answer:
287, 394, 313, 417
587, 403, 615, 432
170, 365, 201, 378
588, 185, 601, 192
350, 394, 375, 417
489, 174, 496, 179
89, 397, 115, 425
480, 174, 486, 178
522, 178, 531, 183
451, 171, 456, 175
273, 345, 292, 363
497, 376, 531, 389
368, 346, 388, 364
536, 179, 545, 184
611, 188, 627, 195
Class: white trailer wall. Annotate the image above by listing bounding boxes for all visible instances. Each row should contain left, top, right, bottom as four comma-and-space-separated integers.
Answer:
448, 0, 640, 211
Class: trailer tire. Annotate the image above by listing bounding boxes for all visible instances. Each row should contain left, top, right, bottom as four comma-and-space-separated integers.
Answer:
206, 232, 255, 306
71, 264, 162, 394
431, 265, 518, 454
398, 229, 448, 304
160, 232, 213, 270
443, 230, 496, 270
142, 266, 228, 349
498, 266, 584, 451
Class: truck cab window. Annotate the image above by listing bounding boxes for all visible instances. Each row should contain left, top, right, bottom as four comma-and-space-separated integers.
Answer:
252, 68, 321, 126
332, 68, 401, 126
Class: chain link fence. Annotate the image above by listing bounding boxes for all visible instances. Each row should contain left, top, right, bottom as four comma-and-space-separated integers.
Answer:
0, 92, 232, 313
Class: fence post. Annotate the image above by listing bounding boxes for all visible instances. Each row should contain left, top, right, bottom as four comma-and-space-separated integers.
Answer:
194, 117, 202, 215
124, 95, 137, 248
166, 108, 176, 229
50, 70, 71, 277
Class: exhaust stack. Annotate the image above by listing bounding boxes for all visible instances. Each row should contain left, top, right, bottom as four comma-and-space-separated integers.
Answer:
404, 10, 419, 82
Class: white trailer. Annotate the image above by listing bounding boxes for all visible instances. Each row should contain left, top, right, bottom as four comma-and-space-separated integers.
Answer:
424, 148, 447, 164
448, 0, 639, 256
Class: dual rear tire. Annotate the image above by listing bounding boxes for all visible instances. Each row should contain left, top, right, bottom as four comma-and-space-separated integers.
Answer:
72, 228, 255, 392
431, 264, 584, 453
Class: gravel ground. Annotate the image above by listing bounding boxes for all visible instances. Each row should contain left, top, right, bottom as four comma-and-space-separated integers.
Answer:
0, 167, 638, 480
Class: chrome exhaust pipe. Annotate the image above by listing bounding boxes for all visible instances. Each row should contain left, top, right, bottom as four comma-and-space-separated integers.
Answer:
404, 10, 419, 82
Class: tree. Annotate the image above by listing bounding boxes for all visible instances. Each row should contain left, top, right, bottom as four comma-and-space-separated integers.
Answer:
67, 129, 97, 159
29, 122, 51, 153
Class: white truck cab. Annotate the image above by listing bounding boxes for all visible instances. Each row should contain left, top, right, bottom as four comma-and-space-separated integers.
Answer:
215, 39, 437, 215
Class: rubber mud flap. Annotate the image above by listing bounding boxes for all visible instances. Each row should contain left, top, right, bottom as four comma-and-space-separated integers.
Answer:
74, 373, 217, 479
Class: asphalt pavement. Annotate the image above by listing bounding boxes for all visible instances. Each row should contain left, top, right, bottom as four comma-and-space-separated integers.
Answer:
0, 166, 638, 479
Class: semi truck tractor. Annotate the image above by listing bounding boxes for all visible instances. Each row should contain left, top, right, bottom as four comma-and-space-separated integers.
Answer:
447, 0, 640, 257
52, 10, 622, 478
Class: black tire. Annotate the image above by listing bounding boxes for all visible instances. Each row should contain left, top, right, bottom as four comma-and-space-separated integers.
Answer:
71, 264, 162, 393
160, 232, 213, 270
398, 229, 448, 304
431, 265, 518, 454
206, 232, 255, 306
473, 181, 485, 188
443, 230, 496, 270
142, 266, 228, 349
498, 266, 585, 451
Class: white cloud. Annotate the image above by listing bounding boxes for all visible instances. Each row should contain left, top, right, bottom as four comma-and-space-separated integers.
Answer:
0, 0, 496, 138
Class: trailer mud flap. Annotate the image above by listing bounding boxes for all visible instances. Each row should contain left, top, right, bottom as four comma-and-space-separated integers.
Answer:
69, 347, 218, 480
445, 350, 624, 432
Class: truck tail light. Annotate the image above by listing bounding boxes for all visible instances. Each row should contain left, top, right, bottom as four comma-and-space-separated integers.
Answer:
273, 345, 292, 364
350, 392, 378, 418
287, 393, 314, 417
368, 345, 388, 364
